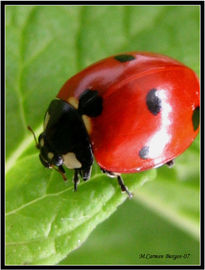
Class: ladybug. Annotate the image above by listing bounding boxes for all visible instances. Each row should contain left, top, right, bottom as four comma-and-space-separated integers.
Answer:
29, 52, 200, 198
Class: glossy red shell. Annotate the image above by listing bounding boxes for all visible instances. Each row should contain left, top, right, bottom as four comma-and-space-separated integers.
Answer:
57, 52, 200, 173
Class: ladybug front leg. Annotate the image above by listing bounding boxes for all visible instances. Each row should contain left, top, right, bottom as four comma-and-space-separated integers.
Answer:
53, 165, 67, 181
73, 169, 80, 191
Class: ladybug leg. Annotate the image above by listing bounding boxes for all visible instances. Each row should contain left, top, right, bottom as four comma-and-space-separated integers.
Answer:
73, 169, 80, 191
100, 167, 115, 178
78, 169, 83, 178
166, 160, 174, 168
117, 175, 133, 199
59, 165, 65, 174
81, 166, 92, 181
52, 165, 67, 181
100, 167, 132, 198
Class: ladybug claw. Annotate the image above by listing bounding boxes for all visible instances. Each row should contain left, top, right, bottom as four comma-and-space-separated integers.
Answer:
127, 191, 133, 199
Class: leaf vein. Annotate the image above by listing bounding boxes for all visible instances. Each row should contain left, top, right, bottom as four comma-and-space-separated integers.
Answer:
6, 174, 103, 216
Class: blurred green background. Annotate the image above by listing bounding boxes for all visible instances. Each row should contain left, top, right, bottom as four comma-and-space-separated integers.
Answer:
6, 5, 200, 265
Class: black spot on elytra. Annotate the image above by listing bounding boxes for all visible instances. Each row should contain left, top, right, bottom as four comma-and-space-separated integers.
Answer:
146, 89, 161, 115
192, 106, 200, 131
78, 89, 103, 117
139, 146, 149, 159
114, 54, 135, 63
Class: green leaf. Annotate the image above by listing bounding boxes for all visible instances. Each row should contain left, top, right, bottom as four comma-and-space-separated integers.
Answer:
60, 199, 200, 265
6, 5, 200, 265
6, 155, 155, 265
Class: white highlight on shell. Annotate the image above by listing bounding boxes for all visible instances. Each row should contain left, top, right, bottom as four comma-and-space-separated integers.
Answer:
146, 89, 172, 165
62, 152, 82, 169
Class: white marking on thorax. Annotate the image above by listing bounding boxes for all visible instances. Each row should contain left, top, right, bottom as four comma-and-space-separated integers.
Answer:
82, 114, 92, 135
67, 97, 79, 109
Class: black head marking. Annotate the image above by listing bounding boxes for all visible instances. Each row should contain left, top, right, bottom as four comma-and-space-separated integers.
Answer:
78, 89, 103, 117
146, 89, 161, 115
192, 106, 200, 131
139, 146, 149, 159
114, 54, 135, 63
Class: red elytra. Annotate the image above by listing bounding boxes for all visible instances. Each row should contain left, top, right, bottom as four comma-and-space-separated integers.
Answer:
57, 52, 200, 173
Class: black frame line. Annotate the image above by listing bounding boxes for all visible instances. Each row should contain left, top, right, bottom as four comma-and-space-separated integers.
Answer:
1, 1, 204, 269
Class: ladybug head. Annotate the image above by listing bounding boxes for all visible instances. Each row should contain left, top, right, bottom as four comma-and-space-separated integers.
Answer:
37, 133, 64, 168
28, 126, 67, 180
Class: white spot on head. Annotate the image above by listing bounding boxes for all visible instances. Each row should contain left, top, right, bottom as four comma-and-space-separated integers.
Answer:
48, 152, 54, 160
40, 138, 44, 147
44, 112, 50, 130
62, 152, 82, 169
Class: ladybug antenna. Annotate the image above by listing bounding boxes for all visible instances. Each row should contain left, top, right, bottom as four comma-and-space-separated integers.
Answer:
51, 165, 67, 181
27, 126, 39, 149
